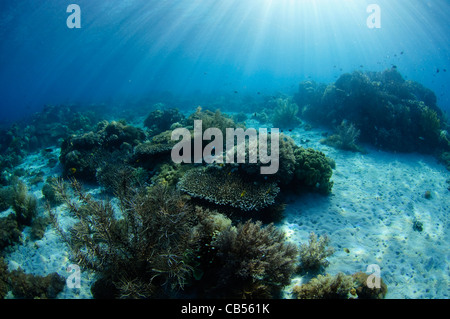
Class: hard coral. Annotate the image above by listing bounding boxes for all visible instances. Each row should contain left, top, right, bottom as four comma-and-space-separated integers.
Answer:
8, 268, 65, 299
144, 108, 185, 136
177, 166, 280, 212
271, 98, 301, 129
293, 147, 334, 194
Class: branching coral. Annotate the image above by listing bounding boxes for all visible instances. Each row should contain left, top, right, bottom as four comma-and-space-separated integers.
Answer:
177, 166, 280, 212
293, 273, 355, 299
211, 220, 298, 298
49, 178, 195, 298
298, 232, 334, 273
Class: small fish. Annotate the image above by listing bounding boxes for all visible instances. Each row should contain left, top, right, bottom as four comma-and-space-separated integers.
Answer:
234, 90, 238, 94
400, 51, 404, 55
419, 136, 425, 141
392, 65, 397, 69
69, 167, 77, 174
240, 190, 246, 197
257, 92, 261, 95
436, 68, 440, 73
43, 148, 53, 153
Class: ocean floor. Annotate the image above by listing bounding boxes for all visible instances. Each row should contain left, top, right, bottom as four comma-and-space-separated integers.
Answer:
1, 113, 449, 299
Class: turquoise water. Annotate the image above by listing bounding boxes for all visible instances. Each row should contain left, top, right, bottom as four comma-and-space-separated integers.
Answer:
0, 0, 449, 301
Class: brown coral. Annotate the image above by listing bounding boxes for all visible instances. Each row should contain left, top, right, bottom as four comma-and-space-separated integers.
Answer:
177, 166, 280, 212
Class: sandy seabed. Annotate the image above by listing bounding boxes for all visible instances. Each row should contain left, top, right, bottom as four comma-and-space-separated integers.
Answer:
2, 117, 449, 299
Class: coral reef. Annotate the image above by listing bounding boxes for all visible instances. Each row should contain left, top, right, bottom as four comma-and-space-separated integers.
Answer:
210, 220, 298, 298
184, 107, 244, 136
299, 69, 449, 154
293, 273, 355, 299
298, 232, 335, 273
41, 177, 64, 207
131, 130, 180, 169
177, 166, 280, 212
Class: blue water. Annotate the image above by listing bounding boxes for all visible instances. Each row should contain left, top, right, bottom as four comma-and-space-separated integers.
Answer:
0, 0, 449, 123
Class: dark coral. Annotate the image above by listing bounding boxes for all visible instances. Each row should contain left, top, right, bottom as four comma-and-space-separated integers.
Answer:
0, 215, 22, 251
298, 69, 449, 154
59, 120, 146, 182
8, 268, 65, 299
209, 220, 298, 298
144, 108, 185, 136
352, 271, 388, 299
49, 179, 196, 299
298, 232, 335, 273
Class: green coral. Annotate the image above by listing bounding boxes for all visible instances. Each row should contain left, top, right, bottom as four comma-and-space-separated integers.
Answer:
352, 271, 388, 299
0, 258, 8, 299
293, 147, 334, 194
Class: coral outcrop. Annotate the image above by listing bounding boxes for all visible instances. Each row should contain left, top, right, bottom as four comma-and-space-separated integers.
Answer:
298, 69, 449, 154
